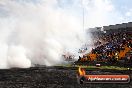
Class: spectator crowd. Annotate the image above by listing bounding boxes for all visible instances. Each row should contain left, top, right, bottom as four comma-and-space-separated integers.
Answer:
78, 28, 132, 65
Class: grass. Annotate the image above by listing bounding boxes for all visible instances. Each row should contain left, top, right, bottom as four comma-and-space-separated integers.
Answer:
55, 64, 132, 70
76, 65, 132, 70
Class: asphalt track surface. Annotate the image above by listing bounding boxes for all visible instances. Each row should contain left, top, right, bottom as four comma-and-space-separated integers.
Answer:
0, 66, 131, 88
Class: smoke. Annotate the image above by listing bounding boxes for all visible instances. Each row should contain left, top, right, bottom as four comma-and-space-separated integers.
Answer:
0, 0, 127, 69
0, 0, 92, 68
7, 45, 31, 68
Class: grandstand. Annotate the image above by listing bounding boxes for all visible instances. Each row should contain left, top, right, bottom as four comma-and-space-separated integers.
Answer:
77, 22, 132, 67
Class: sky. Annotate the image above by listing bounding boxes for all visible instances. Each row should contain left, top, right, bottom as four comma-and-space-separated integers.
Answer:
0, 0, 132, 28
57, 0, 132, 28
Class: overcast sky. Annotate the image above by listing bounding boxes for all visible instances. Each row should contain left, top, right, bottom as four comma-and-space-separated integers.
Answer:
57, 0, 132, 28
0, 0, 132, 28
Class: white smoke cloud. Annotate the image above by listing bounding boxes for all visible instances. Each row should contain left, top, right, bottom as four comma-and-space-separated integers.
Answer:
0, 0, 89, 68
0, 43, 8, 69
7, 45, 31, 68
0, 0, 128, 69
